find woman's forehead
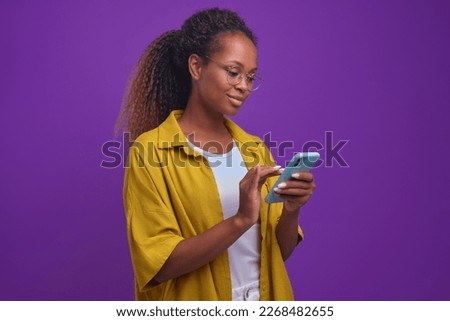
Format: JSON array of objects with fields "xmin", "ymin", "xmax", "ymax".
[{"xmin": 210, "ymin": 33, "xmax": 258, "ymax": 67}]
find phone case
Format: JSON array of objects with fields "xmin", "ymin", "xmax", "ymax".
[{"xmin": 265, "ymin": 152, "xmax": 320, "ymax": 203}]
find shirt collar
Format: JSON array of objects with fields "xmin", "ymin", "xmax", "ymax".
[{"xmin": 157, "ymin": 109, "xmax": 263, "ymax": 151}]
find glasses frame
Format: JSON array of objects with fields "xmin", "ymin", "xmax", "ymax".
[{"xmin": 204, "ymin": 56, "xmax": 263, "ymax": 92}]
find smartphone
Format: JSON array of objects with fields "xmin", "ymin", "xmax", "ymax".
[{"xmin": 265, "ymin": 152, "xmax": 320, "ymax": 203}]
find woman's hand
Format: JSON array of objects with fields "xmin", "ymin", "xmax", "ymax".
[
  {"xmin": 274, "ymin": 171, "xmax": 316, "ymax": 212},
  {"xmin": 236, "ymin": 165, "xmax": 282, "ymax": 227}
]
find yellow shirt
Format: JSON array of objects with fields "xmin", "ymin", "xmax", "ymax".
[{"xmin": 124, "ymin": 110, "xmax": 303, "ymax": 300}]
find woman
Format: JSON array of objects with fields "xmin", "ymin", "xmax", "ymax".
[{"xmin": 118, "ymin": 8, "xmax": 316, "ymax": 300}]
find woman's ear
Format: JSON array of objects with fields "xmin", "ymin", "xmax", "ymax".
[{"xmin": 188, "ymin": 54, "xmax": 204, "ymax": 80}]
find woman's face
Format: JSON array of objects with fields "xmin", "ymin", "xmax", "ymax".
[{"xmin": 196, "ymin": 32, "xmax": 258, "ymax": 116}]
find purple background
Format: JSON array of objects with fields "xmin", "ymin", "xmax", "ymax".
[{"xmin": 1, "ymin": 0, "xmax": 449, "ymax": 300}]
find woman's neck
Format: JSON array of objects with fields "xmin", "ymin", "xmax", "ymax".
[
  {"xmin": 178, "ymin": 101, "xmax": 233, "ymax": 154},
  {"xmin": 178, "ymin": 100, "xmax": 228, "ymax": 135}
]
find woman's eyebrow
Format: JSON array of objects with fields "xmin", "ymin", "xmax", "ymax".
[{"xmin": 226, "ymin": 60, "xmax": 258, "ymax": 72}]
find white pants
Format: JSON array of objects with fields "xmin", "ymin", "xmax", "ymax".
[{"xmin": 232, "ymin": 281, "xmax": 260, "ymax": 301}]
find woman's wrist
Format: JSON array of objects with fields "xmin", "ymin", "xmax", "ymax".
[
  {"xmin": 283, "ymin": 203, "xmax": 301, "ymax": 215},
  {"xmin": 233, "ymin": 211, "xmax": 256, "ymax": 231}
]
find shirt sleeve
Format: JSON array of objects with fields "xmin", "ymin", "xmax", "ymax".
[{"xmin": 123, "ymin": 145, "xmax": 184, "ymax": 292}]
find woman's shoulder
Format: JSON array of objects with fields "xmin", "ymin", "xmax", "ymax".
[
  {"xmin": 131, "ymin": 111, "xmax": 185, "ymax": 152},
  {"xmin": 131, "ymin": 127, "xmax": 160, "ymax": 152}
]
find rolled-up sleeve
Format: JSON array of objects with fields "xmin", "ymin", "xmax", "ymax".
[{"xmin": 124, "ymin": 146, "xmax": 184, "ymax": 292}]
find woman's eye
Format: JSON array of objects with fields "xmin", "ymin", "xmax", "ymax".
[
  {"xmin": 247, "ymin": 75, "xmax": 256, "ymax": 83},
  {"xmin": 226, "ymin": 70, "xmax": 240, "ymax": 78}
]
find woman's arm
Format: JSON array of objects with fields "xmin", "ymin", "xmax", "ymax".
[
  {"xmin": 275, "ymin": 207, "xmax": 302, "ymax": 261},
  {"xmin": 152, "ymin": 165, "xmax": 281, "ymax": 285},
  {"xmin": 152, "ymin": 212, "xmax": 251, "ymax": 284},
  {"xmin": 275, "ymin": 171, "xmax": 316, "ymax": 261}
]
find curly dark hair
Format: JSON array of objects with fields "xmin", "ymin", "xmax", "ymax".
[{"xmin": 115, "ymin": 8, "xmax": 257, "ymax": 141}]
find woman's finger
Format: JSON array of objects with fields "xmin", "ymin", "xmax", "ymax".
[
  {"xmin": 250, "ymin": 164, "xmax": 261, "ymax": 189},
  {"xmin": 274, "ymin": 187, "xmax": 314, "ymax": 197},
  {"xmin": 291, "ymin": 171, "xmax": 314, "ymax": 182},
  {"xmin": 257, "ymin": 165, "xmax": 283, "ymax": 184},
  {"xmin": 275, "ymin": 180, "xmax": 314, "ymax": 190}
]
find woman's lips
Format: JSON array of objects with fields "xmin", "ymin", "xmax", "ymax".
[{"xmin": 227, "ymin": 95, "xmax": 244, "ymax": 107}]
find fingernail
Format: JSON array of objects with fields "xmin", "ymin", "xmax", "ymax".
[
  {"xmin": 274, "ymin": 187, "xmax": 281, "ymax": 193},
  {"xmin": 273, "ymin": 165, "xmax": 282, "ymax": 169},
  {"xmin": 292, "ymin": 173, "xmax": 300, "ymax": 178},
  {"xmin": 277, "ymin": 182, "xmax": 287, "ymax": 188}
]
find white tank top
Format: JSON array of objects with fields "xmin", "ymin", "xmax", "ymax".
[{"xmin": 187, "ymin": 140, "xmax": 261, "ymax": 290}]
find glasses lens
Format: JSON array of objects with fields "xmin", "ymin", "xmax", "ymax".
[
  {"xmin": 225, "ymin": 70, "xmax": 263, "ymax": 91},
  {"xmin": 226, "ymin": 70, "xmax": 241, "ymax": 85},
  {"xmin": 250, "ymin": 75, "xmax": 263, "ymax": 91}
]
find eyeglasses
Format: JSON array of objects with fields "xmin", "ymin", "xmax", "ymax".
[{"xmin": 205, "ymin": 56, "xmax": 263, "ymax": 92}]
